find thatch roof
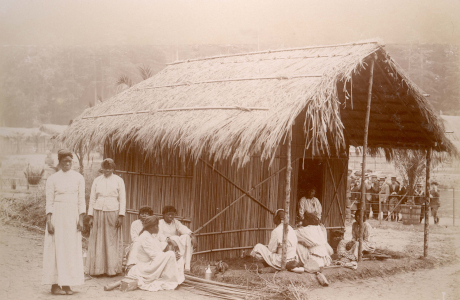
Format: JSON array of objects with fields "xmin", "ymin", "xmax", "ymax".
[
  {"xmin": 0, "ymin": 127, "xmax": 49, "ymax": 139},
  {"xmin": 60, "ymin": 39, "xmax": 457, "ymax": 166},
  {"xmin": 39, "ymin": 124, "xmax": 68, "ymax": 137}
]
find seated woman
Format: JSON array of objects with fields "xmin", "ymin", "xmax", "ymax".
[
  {"xmin": 127, "ymin": 216, "xmax": 184, "ymax": 292},
  {"xmin": 298, "ymin": 187, "xmax": 322, "ymax": 222},
  {"xmin": 296, "ymin": 212, "xmax": 333, "ymax": 268},
  {"xmin": 124, "ymin": 206, "xmax": 154, "ymax": 273},
  {"xmin": 250, "ymin": 209, "xmax": 298, "ymax": 270},
  {"xmin": 159, "ymin": 206, "xmax": 196, "ymax": 272},
  {"xmin": 337, "ymin": 210, "xmax": 375, "ymax": 261}
]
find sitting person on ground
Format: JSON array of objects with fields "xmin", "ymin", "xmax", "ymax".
[
  {"xmin": 159, "ymin": 206, "xmax": 196, "ymax": 272},
  {"xmin": 127, "ymin": 216, "xmax": 185, "ymax": 292},
  {"xmin": 124, "ymin": 206, "xmax": 154, "ymax": 273},
  {"xmin": 131, "ymin": 206, "xmax": 154, "ymax": 242},
  {"xmin": 337, "ymin": 210, "xmax": 375, "ymax": 261},
  {"xmin": 296, "ymin": 212, "xmax": 333, "ymax": 268},
  {"xmin": 250, "ymin": 209, "xmax": 298, "ymax": 270},
  {"xmin": 298, "ymin": 187, "xmax": 322, "ymax": 222}
]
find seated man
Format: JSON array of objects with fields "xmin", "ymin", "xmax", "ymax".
[
  {"xmin": 128, "ymin": 216, "xmax": 184, "ymax": 292},
  {"xmin": 159, "ymin": 206, "xmax": 196, "ymax": 272},
  {"xmin": 124, "ymin": 206, "xmax": 154, "ymax": 273},
  {"xmin": 131, "ymin": 206, "xmax": 154, "ymax": 242},
  {"xmin": 296, "ymin": 212, "xmax": 333, "ymax": 268},
  {"xmin": 250, "ymin": 209, "xmax": 298, "ymax": 270},
  {"xmin": 337, "ymin": 210, "xmax": 375, "ymax": 261}
]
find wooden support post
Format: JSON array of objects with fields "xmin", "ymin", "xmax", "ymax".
[
  {"xmin": 453, "ymin": 188, "xmax": 456, "ymax": 227},
  {"xmin": 281, "ymin": 127, "xmax": 292, "ymax": 270},
  {"xmin": 424, "ymin": 148, "xmax": 431, "ymax": 257},
  {"xmin": 359, "ymin": 55, "xmax": 375, "ymax": 262}
]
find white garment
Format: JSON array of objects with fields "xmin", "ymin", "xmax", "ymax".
[
  {"xmin": 43, "ymin": 170, "xmax": 86, "ymax": 286},
  {"xmin": 250, "ymin": 224, "xmax": 298, "ymax": 270},
  {"xmin": 296, "ymin": 225, "xmax": 333, "ymax": 267},
  {"xmin": 159, "ymin": 219, "xmax": 192, "ymax": 237},
  {"xmin": 298, "ymin": 197, "xmax": 322, "ymax": 220},
  {"xmin": 128, "ymin": 231, "xmax": 184, "ymax": 292},
  {"xmin": 88, "ymin": 174, "xmax": 126, "ymax": 215},
  {"xmin": 130, "ymin": 219, "xmax": 143, "ymax": 242},
  {"xmin": 159, "ymin": 219, "xmax": 193, "ymax": 271}
]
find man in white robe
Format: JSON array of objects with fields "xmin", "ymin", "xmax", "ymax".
[
  {"xmin": 251, "ymin": 209, "xmax": 298, "ymax": 270},
  {"xmin": 159, "ymin": 206, "xmax": 195, "ymax": 272}
]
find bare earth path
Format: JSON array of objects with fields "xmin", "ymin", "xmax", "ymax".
[
  {"xmin": 0, "ymin": 223, "xmax": 215, "ymax": 300},
  {"xmin": 0, "ymin": 221, "xmax": 459, "ymax": 300}
]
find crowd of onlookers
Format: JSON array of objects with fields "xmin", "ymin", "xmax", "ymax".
[{"xmin": 346, "ymin": 170, "xmax": 441, "ymax": 224}]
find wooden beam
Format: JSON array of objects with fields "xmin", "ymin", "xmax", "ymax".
[
  {"xmin": 281, "ymin": 127, "xmax": 293, "ymax": 270},
  {"xmin": 424, "ymin": 148, "xmax": 431, "ymax": 257},
  {"xmin": 359, "ymin": 54, "xmax": 376, "ymax": 262}
]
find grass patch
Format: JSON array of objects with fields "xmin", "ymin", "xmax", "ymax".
[{"xmin": 0, "ymin": 194, "xmax": 46, "ymax": 228}]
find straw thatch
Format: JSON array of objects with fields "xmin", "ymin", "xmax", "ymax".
[
  {"xmin": 39, "ymin": 124, "xmax": 68, "ymax": 137},
  {"xmin": 60, "ymin": 39, "xmax": 457, "ymax": 166}
]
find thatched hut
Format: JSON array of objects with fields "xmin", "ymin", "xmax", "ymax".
[
  {"xmin": 60, "ymin": 40, "xmax": 456, "ymax": 259},
  {"xmin": 0, "ymin": 127, "xmax": 50, "ymax": 154}
]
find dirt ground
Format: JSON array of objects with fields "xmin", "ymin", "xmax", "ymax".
[{"xmin": 1, "ymin": 219, "xmax": 459, "ymax": 300}]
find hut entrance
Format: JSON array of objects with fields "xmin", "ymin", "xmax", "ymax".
[{"xmin": 296, "ymin": 159, "xmax": 323, "ymax": 209}]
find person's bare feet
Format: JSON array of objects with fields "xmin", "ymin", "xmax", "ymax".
[
  {"xmin": 51, "ymin": 284, "xmax": 66, "ymax": 295},
  {"xmin": 62, "ymin": 286, "xmax": 73, "ymax": 295}
]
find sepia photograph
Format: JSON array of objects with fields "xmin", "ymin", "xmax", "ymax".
[{"xmin": 0, "ymin": 0, "xmax": 459, "ymax": 299}]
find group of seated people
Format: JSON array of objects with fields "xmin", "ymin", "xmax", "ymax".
[
  {"xmin": 251, "ymin": 190, "xmax": 375, "ymax": 271},
  {"xmin": 125, "ymin": 193, "xmax": 374, "ymax": 292},
  {"xmin": 124, "ymin": 205, "xmax": 196, "ymax": 292}
]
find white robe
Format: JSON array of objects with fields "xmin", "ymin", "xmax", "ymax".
[
  {"xmin": 42, "ymin": 170, "xmax": 86, "ymax": 286},
  {"xmin": 130, "ymin": 219, "xmax": 143, "ymax": 243},
  {"xmin": 128, "ymin": 231, "xmax": 184, "ymax": 292},
  {"xmin": 158, "ymin": 219, "xmax": 193, "ymax": 271},
  {"xmin": 296, "ymin": 225, "xmax": 333, "ymax": 267},
  {"xmin": 250, "ymin": 224, "xmax": 298, "ymax": 270}
]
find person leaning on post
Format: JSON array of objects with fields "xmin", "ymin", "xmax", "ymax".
[
  {"xmin": 86, "ymin": 158, "xmax": 126, "ymax": 276},
  {"xmin": 42, "ymin": 149, "xmax": 86, "ymax": 295}
]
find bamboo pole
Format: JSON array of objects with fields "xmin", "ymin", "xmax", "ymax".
[
  {"xmin": 82, "ymin": 106, "xmax": 269, "ymax": 119},
  {"xmin": 453, "ymin": 188, "xmax": 456, "ymax": 227},
  {"xmin": 424, "ymin": 148, "xmax": 431, "ymax": 257},
  {"xmin": 281, "ymin": 127, "xmax": 292, "ymax": 270},
  {"xmin": 359, "ymin": 55, "xmax": 375, "ymax": 262}
]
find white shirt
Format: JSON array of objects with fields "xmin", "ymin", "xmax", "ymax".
[
  {"xmin": 298, "ymin": 197, "xmax": 322, "ymax": 220},
  {"xmin": 268, "ymin": 224, "xmax": 298, "ymax": 259},
  {"xmin": 159, "ymin": 219, "xmax": 192, "ymax": 238},
  {"xmin": 45, "ymin": 170, "xmax": 86, "ymax": 215},
  {"xmin": 88, "ymin": 174, "xmax": 126, "ymax": 215},
  {"xmin": 130, "ymin": 219, "xmax": 143, "ymax": 242}
]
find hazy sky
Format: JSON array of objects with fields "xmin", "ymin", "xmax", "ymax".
[{"xmin": 1, "ymin": 0, "xmax": 459, "ymax": 46}]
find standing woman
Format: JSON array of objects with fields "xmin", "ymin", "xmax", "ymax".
[
  {"xmin": 86, "ymin": 158, "xmax": 126, "ymax": 276},
  {"xmin": 43, "ymin": 149, "xmax": 86, "ymax": 295}
]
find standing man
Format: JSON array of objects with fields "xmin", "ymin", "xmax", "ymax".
[
  {"xmin": 414, "ymin": 183, "xmax": 425, "ymax": 223},
  {"xmin": 388, "ymin": 176, "xmax": 400, "ymax": 221},
  {"xmin": 346, "ymin": 169, "xmax": 353, "ymax": 221},
  {"xmin": 379, "ymin": 176, "xmax": 389, "ymax": 220},
  {"xmin": 370, "ymin": 174, "xmax": 380, "ymax": 219},
  {"xmin": 86, "ymin": 158, "xmax": 126, "ymax": 276},
  {"xmin": 430, "ymin": 181, "xmax": 441, "ymax": 224},
  {"xmin": 364, "ymin": 174, "xmax": 372, "ymax": 217}
]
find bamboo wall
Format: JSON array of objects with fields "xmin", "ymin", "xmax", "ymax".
[
  {"xmin": 105, "ymin": 115, "xmax": 348, "ymax": 259},
  {"xmin": 105, "ymin": 143, "xmax": 194, "ymax": 242}
]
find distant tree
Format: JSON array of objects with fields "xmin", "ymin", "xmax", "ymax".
[
  {"xmin": 389, "ymin": 149, "xmax": 444, "ymax": 198},
  {"xmin": 115, "ymin": 64, "xmax": 154, "ymax": 92}
]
